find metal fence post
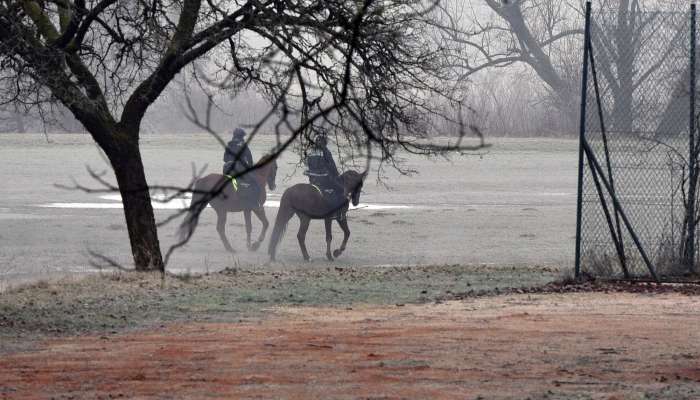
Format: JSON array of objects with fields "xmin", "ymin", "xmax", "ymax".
[
  {"xmin": 575, "ymin": 1, "xmax": 593, "ymax": 278},
  {"xmin": 582, "ymin": 139, "xmax": 660, "ymax": 282},
  {"xmin": 588, "ymin": 39, "xmax": 630, "ymax": 277}
]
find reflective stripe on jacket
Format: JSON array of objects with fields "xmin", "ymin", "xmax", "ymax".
[{"xmin": 306, "ymin": 146, "xmax": 339, "ymax": 179}]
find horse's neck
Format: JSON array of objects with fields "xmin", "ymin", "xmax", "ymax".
[
  {"xmin": 255, "ymin": 163, "xmax": 271, "ymax": 185},
  {"xmin": 340, "ymin": 174, "xmax": 351, "ymax": 191},
  {"xmin": 341, "ymin": 172, "xmax": 359, "ymax": 195}
]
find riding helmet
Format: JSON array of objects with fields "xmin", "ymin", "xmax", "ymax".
[{"xmin": 232, "ymin": 127, "xmax": 246, "ymax": 140}]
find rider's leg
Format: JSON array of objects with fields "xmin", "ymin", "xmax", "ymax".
[
  {"xmin": 238, "ymin": 174, "xmax": 260, "ymax": 206},
  {"xmin": 325, "ymin": 176, "xmax": 345, "ymax": 206}
]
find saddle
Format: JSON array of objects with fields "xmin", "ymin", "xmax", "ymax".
[
  {"xmin": 224, "ymin": 175, "xmax": 260, "ymax": 207},
  {"xmin": 224, "ymin": 175, "xmax": 254, "ymax": 190},
  {"xmin": 310, "ymin": 184, "xmax": 336, "ymax": 197},
  {"xmin": 311, "ymin": 184, "xmax": 347, "ymax": 220}
]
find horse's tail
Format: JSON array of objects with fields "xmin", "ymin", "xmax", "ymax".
[
  {"xmin": 268, "ymin": 191, "xmax": 295, "ymax": 260},
  {"xmin": 177, "ymin": 181, "xmax": 210, "ymax": 243}
]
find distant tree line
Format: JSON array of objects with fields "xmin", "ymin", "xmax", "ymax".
[
  {"xmin": 0, "ymin": 87, "xmax": 274, "ymax": 134},
  {"xmin": 2, "ymin": 78, "xmax": 573, "ymax": 138}
]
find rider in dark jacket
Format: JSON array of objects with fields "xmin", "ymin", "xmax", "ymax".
[
  {"xmin": 223, "ymin": 127, "xmax": 260, "ymax": 205},
  {"xmin": 223, "ymin": 128, "xmax": 253, "ymax": 175},
  {"xmin": 305, "ymin": 132, "xmax": 343, "ymax": 201}
]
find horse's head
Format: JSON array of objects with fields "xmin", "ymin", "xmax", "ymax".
[
  {"xmin": 342, "ymin": 170, "xmax": 367, "ymax": 207},
  {"xmin": 267, "ymin": 158, "xmax": 278, "ymax": 191},
  {"xmin": 258, "ymin": 155, "xmax": 278, "ymax": 191}
]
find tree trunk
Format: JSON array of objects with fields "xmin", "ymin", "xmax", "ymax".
[
  {"xmin": 108, "ymin": 137, "xmax": 164, "ymax": 271},
  {"xmin": 613, "ymin": 6, "xmax": 634, "ymax": 133},
  {"xmin": 489, "ymin": 1, "xmax": 577, "ymax": 128},
  {"xmin": 13, "ymin": 104, "xmax": 25, "ymax": 133}
]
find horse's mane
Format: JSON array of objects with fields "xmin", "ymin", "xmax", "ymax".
[
  {"xmin": 254, "ymin": 154, "xmax": 277, "ymax": 176},
  {"xmin": 257, "ymin": 153, "xmax": 277, "ymax": 164},
  {"xmin": 341, "ymin": 170, "xmax": 365, "ymax": 181}
]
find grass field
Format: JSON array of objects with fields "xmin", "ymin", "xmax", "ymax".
[{"xmin": 0, "ymin": 133, "xmax": 577, "ymax": 288}]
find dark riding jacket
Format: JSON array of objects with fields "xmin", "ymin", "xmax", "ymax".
[
  {"xmin": 223, "ymin": 139, "xmax": 253, "ymax": 176},
  {"xmin": 223, "ymin": 137, "xmax": 261, "ymax": 207},
  {"xmin": 306, "ymin": 145, "xmax": 339, "ymax": 180}
]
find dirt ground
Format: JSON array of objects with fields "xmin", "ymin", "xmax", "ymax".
[{"xmin": 2, "ymin": 291, "xmax": 699, "ymax": 400}]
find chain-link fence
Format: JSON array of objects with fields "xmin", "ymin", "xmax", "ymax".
[{"xmin": 576, "ymin": 3, "xmax": 699, "ymax": 281}]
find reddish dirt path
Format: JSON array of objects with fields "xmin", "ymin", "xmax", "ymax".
[{"xmin": 2, "ymin": 293, "xmax": 700, "ymax": 399}]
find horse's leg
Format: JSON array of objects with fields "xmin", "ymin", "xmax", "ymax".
[
  {"xmin": 250, "ymin": 207, "xmax": 268, "ymax": 252},
  {"xmin": 244, "ymin": 210, "xmax": 253, "ymax": 250},
  {"xmin": 333, "ymin": 217, "xmax": 350, "ymax": 259},
  {"xmin": 324, "ymin": 218, "xmax": 334, "ymax": 261},
  {"xmin": 297, "ymin": 215, "xmax": 311, "ymax": 261},
  {"xmin": 216, "ymin": 209, "xmax": 235, "ymax": 253}
]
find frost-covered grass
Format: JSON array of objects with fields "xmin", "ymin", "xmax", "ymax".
[{"xmin": 0, "ymin": 264, "xmax": 560, "ymax": 352}]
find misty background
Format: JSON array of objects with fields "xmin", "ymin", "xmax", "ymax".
[
  {"xmin": 2, "ymin": 0, "xmax": 688, "ymax": 137},
  {"xmin": 0, "ymin": 1, "xmax": 593, "ymax": 138},
  {"xmin": 0, "ymin": 62, "xmax": 576, "ymax": 138}
]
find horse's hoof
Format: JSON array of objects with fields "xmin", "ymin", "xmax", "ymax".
[
  {"xmin": 250, "ymin": 242, "xmax": 261, "ymax": 252},
  {"xmin": 303, "ymin": 256, "xmax": 311, "ymax": 262},
  {"xmin": 333, "ymin": 249, "xmax": 342, "ymax": 258},
  {"xmin": 326, "ymin": 254, "xmax": 334, "ymax": 262}
]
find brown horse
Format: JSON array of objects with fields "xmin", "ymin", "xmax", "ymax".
[
  {"xmin": 267, "ymin": 170, "xmax": 366, "ymax": 261},
  {"xmin": 179, "ymin": 157, "xmax": 278, "ymax": 252}
]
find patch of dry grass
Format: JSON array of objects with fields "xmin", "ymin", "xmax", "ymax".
[{"xmin": 1, "ymin": 264, "xmax": 561, "ymax": 353}]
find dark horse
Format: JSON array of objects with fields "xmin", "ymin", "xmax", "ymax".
[
  {"xmin": 179, "ymin": 157, "xmax": 278, "ymax": 252},
  {"xmin": 267, "ymin": 170, "xmax": 366, "ymax": 261}
]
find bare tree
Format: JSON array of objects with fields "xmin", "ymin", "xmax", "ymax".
[
  {"xmin": 443, "ymin": 0, "xmax": 688, "ymax": 133},
  {"xmin": 440, "ymin": 0, "xmax": 582, "ymax": 126},
  {"xmin": 460, "ymin": 70, "xmax": 572, "ymax": 136},
  {"xmin": 0, "ymin": 0, "xmax": 482, "ymax": 271}
]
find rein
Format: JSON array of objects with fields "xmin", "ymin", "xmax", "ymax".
[{"xmin": 223, "ymin": 175, "xmax": 239, "ymax": 191}]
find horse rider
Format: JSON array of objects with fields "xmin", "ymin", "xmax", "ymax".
[
  {"xmin": 223, "ymin": 127, "xmax": 260, "ymax": 204},
  {"xmin": 305, "ymin": 131, "xmax": 344, "ymax": 204}
]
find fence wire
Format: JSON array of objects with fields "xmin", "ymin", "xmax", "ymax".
[{"xmin": 579, "ymin": 9, "xmax": 695, "ymax": 279}]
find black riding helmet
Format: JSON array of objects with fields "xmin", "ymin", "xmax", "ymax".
[
  {"xmin": 232, "ymin": 127, "xmax": 246, "ymax": 140},
  {"xmin": 313, "ymin": 128, "xmax": 328, "ymax": 147}
]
